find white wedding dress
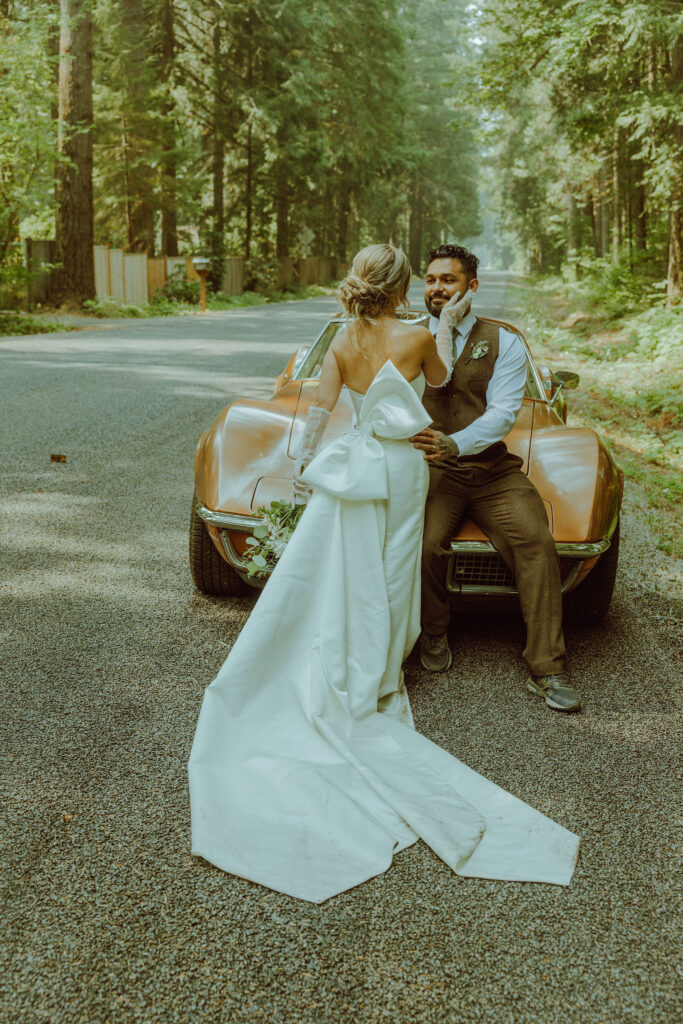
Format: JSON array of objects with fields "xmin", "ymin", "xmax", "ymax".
[{"xmin": 188, "ymin": 361, "xmax": 579, "ymax": 902}]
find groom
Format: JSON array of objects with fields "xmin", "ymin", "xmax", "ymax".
[{"xmin": 411, "ymin": 244, "xmax": 581, "ymax": 713}]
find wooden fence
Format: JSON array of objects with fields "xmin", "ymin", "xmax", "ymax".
[{"xmin": 25, "ymin": 241, "xmax": 341, "ymax": 308}]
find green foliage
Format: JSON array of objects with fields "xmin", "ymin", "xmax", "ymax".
[
  {"xmin": 82, "ymin": 298, "xmax": 150, "ymax": 317},
  {"xmin": 477, "ymin": 0, "xmax": 683, "ymax": 294},
  {"xmin": 3, "ymin": 0, "xmax": 483, "ymax": 299},
  {"xmin": 0, "ymin": 4, "xmax": 57, "ymax": 278},
  {"xmin": 78, "ymin": 282, "xmax": 335, "ymax": 318},
  {"xmin": 244, "ymin": 257, "xmax": 284, "ymax": 294},
  {"xmin": 88, "ymin": 0, "xmax": 480, "ymax": 264},
  {"xmin": 244, "ymin": 501, "xmax": 306, "ymax": 579},
  {"xmin": 154, "ymin": 268, "xmax": 200, "ymax": 305},
  {"xmin": 0, "ymin": 244, "xmax": 29, "ymax": 309},
  {"xmin": 0, "ymin": 312, "xmax": 69, "ymax": 336}
]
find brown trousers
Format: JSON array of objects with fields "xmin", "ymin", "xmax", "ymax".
[{"xmin": 421, "ymin": 454, "xmax": 567, "ymax": 677}]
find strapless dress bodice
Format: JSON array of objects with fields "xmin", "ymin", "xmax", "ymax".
[{"xmin": 346, "ymin": 370, "xmax": 426, "ymax": 418}]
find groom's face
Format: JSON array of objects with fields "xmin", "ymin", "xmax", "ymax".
[{"xmin": 424, "ymin": 258, "xmax": 478, "ymax": 317}]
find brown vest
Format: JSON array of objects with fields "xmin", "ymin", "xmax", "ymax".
[{"xmin": 422, "ymin": 317, "xmax": 507, "ymax": 466}]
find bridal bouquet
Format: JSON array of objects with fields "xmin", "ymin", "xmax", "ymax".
[{"xmin": 244, "ymin": 500, "xmax": 306, "ymax": 579}]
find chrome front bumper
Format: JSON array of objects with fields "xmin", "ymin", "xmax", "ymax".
[
  {"xmin": 447, "ymin": 539, "xmax": 610, "ymax": 595},
  {"xmin": 196, "ymin": 505, "xmax": 262, "ymax": 574},
  {"xmin": 196, "ymin": 503, "xmax": 610, "ymax": 594}
]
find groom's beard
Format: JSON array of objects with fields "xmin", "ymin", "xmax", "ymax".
[{"xmin": 426, "ymin": 296, "xmax": 449, "ymax": 317}]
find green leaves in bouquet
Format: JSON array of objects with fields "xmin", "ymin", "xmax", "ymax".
[{"xmin": 244, "ymin": 500, "xmax": 306, "ymax": 580}]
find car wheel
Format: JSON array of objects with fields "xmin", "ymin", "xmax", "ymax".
[
  {"xmin": 563, "ymin": 520, "xmax": 620, "ymax": 626},
  {"xmin": 189, "ymin": 497, "xmax": 250, "ymax": 597}
]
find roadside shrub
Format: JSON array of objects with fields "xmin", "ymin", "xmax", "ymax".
[
  {"xmin": 207, "ymin": 291, "xmax": 269, "ymax": 310},
  {"xmin": 244, "ymin": 256, "xmax": 284, "ymax": 293},
  {"xmin": 154, "ymin": 267, "xmax": 200, "ymax": 305},
  {"xmin": 0, "ymin": 312, "xmax": 68, "ymax": 335},
  {"xmin": 0, "ymin": 245, "xmax": 29, "ymax": 310},
  {"xmin": 83, "ymin": 298, "xmax": 149, "ymax": 317},
  {"xmin": 562, "ymin": 252, "xmax": 667, "ymax": 319}
]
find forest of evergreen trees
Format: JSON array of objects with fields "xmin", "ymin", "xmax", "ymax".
[{"xmin": 1, "ymin": 0, "xmax": 681, "ymax": 304}]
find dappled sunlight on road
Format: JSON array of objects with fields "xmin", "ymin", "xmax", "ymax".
[{"xmin": 0, "ymin": 358, "xmax": 276, "ymax": 399}]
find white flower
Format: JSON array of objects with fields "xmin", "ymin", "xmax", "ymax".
[{"xmin": 466, "ymin": 342, "xmax": 489, "ymax": 364}]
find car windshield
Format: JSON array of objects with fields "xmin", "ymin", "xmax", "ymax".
[{"xmin": 297, "ymin": 318, "xmax": 545, "ymax": 401}]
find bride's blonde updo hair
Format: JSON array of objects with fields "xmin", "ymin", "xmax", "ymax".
[{"xmin": 339, "ymin": 244, "xmax": 411, "ymax": 323}]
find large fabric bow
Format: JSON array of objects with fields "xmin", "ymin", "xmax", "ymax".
[{"xmin": 302, "ymin": 361, "xmax": 431, "ymax": 501}]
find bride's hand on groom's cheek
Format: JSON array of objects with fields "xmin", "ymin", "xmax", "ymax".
[
  {"xmin": 411, "ymin": 428, "xmax": 459, "ymax": 462},
  {"xmin": 440, "ymin": 288, "xmax": 474, "ymax": 327}
]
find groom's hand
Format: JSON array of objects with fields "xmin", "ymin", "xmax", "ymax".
[{"xmin": 411, "ymin": 428, "xmax": 459, "ymax": 463}]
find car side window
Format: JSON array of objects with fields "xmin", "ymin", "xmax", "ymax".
[
  {"xmin": 525, "ymin": 356, "xmax": 544, "ymax": 400},
  {"xmin": 297, "ymin": 322, "xmax": 342, "ymax": 380}
]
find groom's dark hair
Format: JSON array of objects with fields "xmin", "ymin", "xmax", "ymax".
[{"xmin": 425, "ymin": 244, "xmax": 479, "ymax": 281}]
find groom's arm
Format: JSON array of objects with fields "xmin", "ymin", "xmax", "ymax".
[{"xmin": 448, "ymin": 328, "xmax": 527, "ymax": 456}]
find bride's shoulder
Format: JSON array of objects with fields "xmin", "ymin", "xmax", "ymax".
[
  {"xmin": 392, "ymin": 320, "xmax": 433, "ymax": 347},
  {"xmin": 330, "ymin": 323, "xmax": 352, "ymax": 357}
]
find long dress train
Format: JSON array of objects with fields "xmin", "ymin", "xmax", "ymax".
[{"xmin": 188, "ymin": 361, "xmax": 579, "ymax": 903}]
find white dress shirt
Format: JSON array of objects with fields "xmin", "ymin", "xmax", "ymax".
[{"xmin": 429, "ymin": 311, "xmax": 527, "ymax": 457}]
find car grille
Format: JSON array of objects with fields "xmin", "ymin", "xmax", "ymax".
[{"xmin": 448, "ymin": 552, "xmax": 515, "ymax": 593}]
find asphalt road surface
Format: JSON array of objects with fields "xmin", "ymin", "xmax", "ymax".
[{"xmin": 1, "ymin": 273, "xmax": 681, "ymax": 1024}]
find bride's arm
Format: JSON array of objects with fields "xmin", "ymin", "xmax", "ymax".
[
  {"xmin": 292, "ymin": 349, "xmax": 343, "ymax": 503},
  {"xmin": 420, "ymin": 329, "xmax": 449, "ymax": 387},
  {"xmin": 315, "ymin": 347, "xmax": 344, "ymax": 412},
  {"xmin": 428, "ymin": 288, "xmax": 474, "ymax": 386}
]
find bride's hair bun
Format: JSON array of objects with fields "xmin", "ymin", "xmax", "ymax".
[{"xmin": 339, "ymin": 244, "xmax": 411, "ymax": 322}]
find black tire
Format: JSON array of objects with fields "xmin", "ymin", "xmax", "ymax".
[
  {"xmin": 563, "ymin": 520, "xmax": 620, "ymax": 626},
  {"xmin": 189, "ymin": 498, "xmax": 250, "ymax": 597}
]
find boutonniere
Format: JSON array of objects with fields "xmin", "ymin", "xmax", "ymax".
[{"xmin": 465, "ymin": 343, "xmax": 488, "ymax": 364}]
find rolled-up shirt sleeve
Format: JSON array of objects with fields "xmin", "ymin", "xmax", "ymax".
[{"xmin": 450, "ymin": 328, "xmax": 527, "ymax": 457}]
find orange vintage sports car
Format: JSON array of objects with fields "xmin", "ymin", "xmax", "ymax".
[{"xmin": 190, "ymin": 312, "xmax": 623, "ymax": 625}]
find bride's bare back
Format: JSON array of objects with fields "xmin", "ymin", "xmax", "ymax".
[{"xmin": 315, "ymin": 315, "xmax": 447, "ymax": 411}]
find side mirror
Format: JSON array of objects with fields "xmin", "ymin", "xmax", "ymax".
[
  {"xmin": 552, "ymin": 370, "xmax": 580, "ymax": 390},
  {"xmin": 550, "ymin": 370, "xmax": 579, "ymax": 414}
]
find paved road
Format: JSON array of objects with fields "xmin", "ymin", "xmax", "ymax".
[{"xmin": 1, "ymin": 274, "xmax": 680, "ymax": 1024}]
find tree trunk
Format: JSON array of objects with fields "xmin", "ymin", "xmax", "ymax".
[
  {"xmin": 211, "ymin": 133, "xmax": 225, "ymax": 286},
  {"xmin": 48, "ymin": 0, "xmax": 60, "ymax": 220},
  {"xmin": 210, "ymin": 21, "xmax": 224, "ymax": 289},
  {"xmin": 634, "ymin": 178, "xmax": 647, "ymax": 253},
  {"xmin": 275, "ymin": 172, "xmax": 288, "ymax": 257},
  {"xmin": 586, "ymin": 194, "xmax": 600, "ymax": 257},
  {"xmin": 408, "ymin": 189, "xmax": 423, "ymax": 274},
  {"xmin": 275, "ymin": 130, "xmax": 289, "ymax": 258},
  {"xmin": 337, "ymin": 190, "xmax": 349, "ymax": 262},
  {"xmin": 55, "ymin": 0, "xmax": 95, "ymax": 304},
  {"xmin": 666, "ymin": 38, "xmax": 683, "ymax": 305},
  {"xmin": 612, "ymin": 136, "xmax": 621, "ymax": 262},
  {"xmin": 566, "ymin": 188, "xmax": 579, "ymax": 271},
  {"xmin": 245, "ymin": 123, "xmax": 253, "ymax": 261},
  {"xmin": 667, "ymin": 208, "xmax": 682, "ymax": 305},
  {"xmin": 121, "ymin": 0, "xmax": 154, "ymax": 253},
  {"xmin": 595, "ymin": 166, "xmax": 608, "ymax": 257},
  {"xmin": 160, "ymin": 0, "xmax": 178, "ymax": 256}
]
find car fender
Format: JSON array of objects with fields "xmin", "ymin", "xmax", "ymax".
[
  {"xmin": 528, "ymin": 423, "xmax": 622, "ymax": 542},
  {"xmin": 195, "ymin": 384, "xmax": 303, "ymax": 515}
]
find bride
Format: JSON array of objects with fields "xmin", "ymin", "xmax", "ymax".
[{"xmin": 188, "ymin": 244, "xmax": 579, "ymax": 903}]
